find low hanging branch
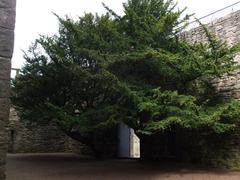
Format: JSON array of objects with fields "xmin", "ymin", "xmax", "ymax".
[{"xmin": 11, "ymin": 0, "xmax": 240, "ymax": 156}]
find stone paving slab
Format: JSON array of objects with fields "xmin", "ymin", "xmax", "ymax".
[{"xmin": 6, "ymin": 153, "xmax": 240, "ymax": 180}]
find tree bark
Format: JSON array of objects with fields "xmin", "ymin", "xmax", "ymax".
[{"xmin": 65, "ymin": 130, "xmax": 103, "ymax": 159}]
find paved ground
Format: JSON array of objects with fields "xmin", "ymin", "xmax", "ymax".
[{"xmin": 6, "ymin": 153, "xmax": 240, "ymax": 180}]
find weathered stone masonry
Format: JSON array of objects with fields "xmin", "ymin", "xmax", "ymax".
[
  {"xmin": 141, "ymin": 10, "xmax": 240, "ymax": 167},
  {"xmin": 0, "ymin": 0, "xmax": 16, "ymax": 179},
  {"xmin": 180, "ymin": 10, "xmax": 240, "ymax": 167},
  {"xmin": 181, "ymin": 10, "xmax": 240, "ymax": 100},
  {"xmin": 8, "ymin": 108, "xmax": 89, "ymax": 154},
  {"xmin": 8, "ymin": 107, "xmax": 118, "ymax": 158}
]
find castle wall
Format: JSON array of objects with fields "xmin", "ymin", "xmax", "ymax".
[
  {"xmin": 181, "ymin": 10, "xmax": 240, "ymax": 100},
  {"xmin": 0, "ymin": 0, "xmax": 16, "ymax": 179},
  {"xmin": 141, "ymin": 10, "xmax": 240, "ymax": 168},
  {"xmin": 8, "ymin": 108, "xmax": 90, "ymax": 155}
]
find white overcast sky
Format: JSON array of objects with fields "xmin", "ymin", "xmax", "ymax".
[{"xmin": 12, "ymin": 0, "xmax": 240, "ymax": 69}]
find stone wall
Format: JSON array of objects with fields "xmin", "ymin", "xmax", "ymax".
[
  {"xmin": 182, "ymin": 11, "xmax": 240, "ymax": 45},
  {"xmin": 181, "ymin": 12, "xmax": 240, "ymax": 166},
  {"xmin": 8, "ymin": 108, "xmax": 90, "ymax": 154},
  {"xmin": 181, "ymin": 10, "xmax": 240, "ymax": 100},
  {"xmin": 141, "ymin": 10, "xmax": 240, "ymax": 168},
  {"xmin": 0, "ymin": 0, "xmax": 16, "ymax": 179},
  {"xmin": 8, "ymin": 106, "xmax": 120, "ymax": 158}
]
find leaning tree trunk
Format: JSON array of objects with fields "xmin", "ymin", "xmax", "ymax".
[
  {"xmin": 65, "ymin": 130, "xmax": 103, "ymax": 159},
  {"xmin": 62, "ymin": 126, "xmax": 118, "ymax": 159}
]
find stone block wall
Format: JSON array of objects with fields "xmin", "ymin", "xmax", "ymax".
[
  {"xmin": 8, "ymin": 107, "xmax": 119, "ymax": 158},
  {"xmin": 141, "ymin": 11, "xmax": 240, "ymax": 168},
  {"xmin": 0, "ymin": 0, "xmax": 16, "ymax": 179},
  {"xmin": 182, "ymin": 10, "xmax": 240, "ymax": 46},
  {"xmin": 181, "ymin": 12, "xmax": 240, "ymax": 167},
  {"xmin": 181, "ymin": 10, "xmax": 240, "ymax": 100},
  {"xmin": 8, "ymin": 108, "xmax": 90, "ymax": 154}
]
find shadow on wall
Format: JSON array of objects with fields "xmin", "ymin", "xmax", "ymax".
[{"xmin": 7, "ymin": 107, "xmax": 90, "ymax": 155}]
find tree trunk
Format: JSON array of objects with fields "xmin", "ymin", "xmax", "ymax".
[{"xmin": 65, "ymin": 130, "xmax": 103, "ymax": 159}]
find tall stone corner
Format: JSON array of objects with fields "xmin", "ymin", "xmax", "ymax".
[{"xmin": 0, "ymin": 0, "xmax": 16, "ymax": 179}]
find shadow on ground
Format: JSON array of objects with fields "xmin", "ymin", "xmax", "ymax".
[{"xmin": 6, "ymin": 153, "xmax": 240, "ymax": 180}]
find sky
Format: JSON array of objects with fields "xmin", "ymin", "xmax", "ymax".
[{"xmin": 12, "ymin": 0, "xmax": 240, "ymax": 69}]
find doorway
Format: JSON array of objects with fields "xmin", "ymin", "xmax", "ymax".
[{"xmin": 118, "ymin": 123, "xmax": 140, "ymax": 158}]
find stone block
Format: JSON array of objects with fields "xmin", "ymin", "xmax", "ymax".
[
  {"xmin": 0, "ymin": 130, "xmax": 7, "ymax": 143},
  {"xmin": 0, "ymin": 80, "xmax": 10, "ymax": 98},
  {"xmin": 0, "ymin": 131, "xmax": 7, "ymax": 170},
  {"xmin": 0, "ymin": 166, "xmax": 5, "ymax": 180},
  {"xmin": 0, "ymin": 58, "xmax": 10, "ymax": 80},
  {"xmin": 0, "ymin": 0, "xmax": 16, "ymax": 8},
  {"xmin": 0, "ymin": 27, "xmax": 14, "ymax": 58},
  {"xmin": 0, "ymin": 98, "xmax": 9, "ymax": 123},
  {"xmin": 0, "ymin": 8, "xmax": 15, "ymax": 29}
]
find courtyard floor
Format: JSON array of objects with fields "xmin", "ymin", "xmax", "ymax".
[{"xmin": 6, "ymin": 153, "xmax": 240, "ymax": 180}]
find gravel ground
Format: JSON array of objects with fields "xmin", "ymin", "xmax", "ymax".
[{"xmin": 6, "ymin": 153, "xmax": 240, "ymax": 180}]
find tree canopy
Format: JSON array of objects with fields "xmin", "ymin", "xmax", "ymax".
[{"xmin": 12, "ymin": 0, "xmax": 240, "ymax": 151}]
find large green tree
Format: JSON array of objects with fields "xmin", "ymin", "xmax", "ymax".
[{"xmin": 12, "ymin": 0, "xmax": 240, "ymax": 156}]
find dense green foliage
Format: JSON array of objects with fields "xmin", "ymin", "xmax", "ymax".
[{"xmin": 12, "ymin": 0, "xmax": 240, "ymax": 149}]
